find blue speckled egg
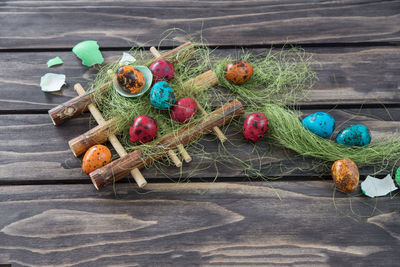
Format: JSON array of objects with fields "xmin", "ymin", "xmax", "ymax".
[
  {"xmin": 149, "ymin": 81, "xmax": 176, "ymax": 109},
  {"xmin": 301, "ymin": 112, "xmax": 335, "ymax": 138},
  {"xmin": 336, "ymin": 124, "xmax": 371, "ymax": 146}
]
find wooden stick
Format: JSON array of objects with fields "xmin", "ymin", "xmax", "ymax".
[
  {"xmin": 74, "ymin": 83, "xmax": 147, "ymax": 188},
  {"xmin": 182, "ymin": 69, "xmax": 227, "ymax": 143},
  {"xmin": 158, "ymin": 133, "xmax": 182, "ymax": 168},
  {"xmin": 145, "ymin": 42, "xmax": 193, "ymax": 65},
  {"xmin": 177, "ymin": 144, "xmax": 192, "ymax": 163},
  {"xmin": 48, "ymin": 82, "xmax": 110, "ymax": 125},
  {"xmin": 197, "ymin": 103, "xmax": 228, "ymax": 143},
  {"xmin": 49, "ymin": 42, "xmax": 193, "ymax": 125},
  {"xmin": 90, "ymin": 99, "xmax": 244, "ymax": 190},
  {"xmin": 69, "ymin": 117, "xmax": 116, "ymax": 157},
  {"xmin": 167, "ymin": 149, "xmax": 182, "ymax": 167},
  {"xmin": 183, "ymin": 70, "xmax": 219, "ymax": 93},
  {"xmin": 150, "ymin": 46, "xmax": 189, "ymax": 165}
]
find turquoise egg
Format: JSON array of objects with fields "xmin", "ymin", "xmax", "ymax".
[
  {"xmin": 149, "ymin": 81, "xmax": 176, "ymax": 109},
  {"xmin": 301, "ymin": 112, "xmax": 335, "ymax": 138},
  {"xmin": 336, "ymin": 124, "xmax": 371, "ymax": 146}
]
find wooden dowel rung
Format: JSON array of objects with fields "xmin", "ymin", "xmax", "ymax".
[
  {"xmin": 74, "ymin": 83, "xmax": 147, "ymax": 188},
  {"xmin": 212, "ymin": 126, "xmax": 228, "ymax": 143},
  {"xmin": 145, "ymin": 42, "xmax": 193, "ymax": 65},
  {"xmin": 196, "ymin": 102, "xmax": 227, "ymax": 143},
  {"xmin": 177, "ymin": 144, "xmax": 192, "ymax": 163},
  {"xmin": 150, "ymin": 47, "xmax": 162, "ymax": 58},
  {"xmin": 167, "ymin": 149, "xmax": 182, "ymax": 167},
  {"xmin": 150, "ymin": 47, "xmax": 185, "ymax": 168}
]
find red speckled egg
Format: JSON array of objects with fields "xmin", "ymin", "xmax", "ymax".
[
  {"xmin": 116, "ymin": 65, "xmax": 145, "ymax": 94},
  {"xmin": 129, "ymin": 115, "xmax": 158, "ymax": 145},
  {"xmin": 149, "ymin": 59, "xmax": 174, "ymax": 83},
  {"xmin": 82, "ymin": 145, "xmax": 111, "ymax": 175},
  {"xmin": 225, "ymin": 60, "xmax": 254, "ymax": 85},
  {"xmin": 170, "ymin": 97, "xmax": 198, "ymax": 124},
  {"xmin": 243, "ymin": 112, "xmax": 269, "ymax": 142}
]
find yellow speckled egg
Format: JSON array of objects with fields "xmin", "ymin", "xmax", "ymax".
[
  {"xmin": 331, "ymin": 158, "xmax": 359, "ymax": 193},
  {"xmin": 225, "ymin": 60, "xmax": 254, "ymax": 85},
  {"xmin": 116, "ymin": 65, "xmax": 145, "ymax": 94},
  {"xmin": 82, "ymin": 145, "xmax": 111, "ymax": 175}
]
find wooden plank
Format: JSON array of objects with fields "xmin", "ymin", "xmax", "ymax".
[
  {"xmin": 1, "ymin": 107, "xmax": 399, "ymax": 183},
  {"xmin": 0, "ymin": 46, "xmax": 399, "ymax": 111},
  {"xmin": 0, "ymin": 1, "xmax": 399, "ymax": 49},
  {"xmin": 0, "ymin": 182, "xmax": 399, "ymax": 266}
]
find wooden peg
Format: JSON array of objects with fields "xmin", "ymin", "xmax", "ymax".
[
  {"xmin": 177, "ymin": 144, "xmax": 192, "ymax": 163},
  {"xmin": 74, "ymin": 83, "xmax": 147, "ymax": 188},
  {"xmin": 156, "ymin": 133, "xmax": 182, "ymax": 167},
  {"xmin": 179, "ymin": 67, "xmax": 227, "ymax": 143},
  {"xmin": 196, "ymin": 102, "xmax": 228, "ymax": 143},
  {"xmin": 150, "ymin": 46, "xmax": 191, "ymax": 164}
]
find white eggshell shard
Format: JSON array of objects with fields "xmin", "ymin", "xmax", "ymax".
[
  {"xmin": 40, "ymin": 73, "xmax": 66, "ymax": 92},
  {"xmin": 361, "ymin": 174, "xmax": 398, "ymax": 198},
  {"xmin": 113, "ymin": 65, "xmax": 153, "ymax": 98},
  {"xmin": 119, "ymin": 52, "xmax": 136, "ymax": 66}
]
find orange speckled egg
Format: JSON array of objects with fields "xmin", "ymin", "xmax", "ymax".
[
  {"xmin": 116, "ymin": 65, "xmax": 145, "ymax": 94},
  {"xmin": 82, "ymin": 145, "xmax": 112, "ymax": 175},
  {"xmin": 224, "ymin": 60, "xmax": 254, "ymax": 85},
  {"xmin": 331, "ymin": 158, "xmax": 359, "ymax": 193}
]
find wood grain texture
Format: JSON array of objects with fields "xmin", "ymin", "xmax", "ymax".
[
  {"xmin": 0, "ymin": 0, "xmax": 399, "ymax": 49},
  {"xmin": 0, "ymin": 182, "xmax": 399, "ymax": 266},
  {"xmin": 1, "ymin": 107, "xmax": 399, "ymax": 183},
  {"xmin": 0, "ymin": 46, "xmax": 399, "ymax": 111}
]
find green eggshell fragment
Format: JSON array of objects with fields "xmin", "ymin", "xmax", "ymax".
[
  {"xmin": 395, "ymin": 167, "xmax": 400, "ymax": 186},
  {"xmin": 72, "ymin": 40, "xmax": 104, "ymax": 67},
  {"xmin": 47, "ymin": 56, "xmax": 64, "ymax": 67}
]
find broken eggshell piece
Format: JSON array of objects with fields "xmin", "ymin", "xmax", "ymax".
[
  {"xmin": 40, "ymin": 73, "xmax": 66, "ymax": 92},
  {"xmin": 361, "ymin": 174, "xmax": 398, "ymax": 198},
  {"xmin": 72, "ymin": 40, "xmax": 104, "ymax": 67},
  {"xmin": 113, "ymin": 65, "xmax": 153, "ymax": 98}
]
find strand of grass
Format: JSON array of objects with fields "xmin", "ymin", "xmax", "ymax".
[
  {"xmin": 256, "ymin": 104, "xmax": 400, "ymax": 168},
  {"xmin": 213, "ymin": 47, "xmax": 317, "ymax": 106}
]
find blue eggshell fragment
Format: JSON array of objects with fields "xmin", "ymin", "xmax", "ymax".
[
  {"xmin": 336, "ymin": 124, "xmax": 371, "ymax": 146},
  {"xmin": 149, "ymin": 81, "xmax": 176, "ymax": 109},
  {"xmin": 301, "ymin": 112, "xmax": 335, "ymax": 138}
]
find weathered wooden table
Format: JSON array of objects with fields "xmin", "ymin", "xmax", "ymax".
[{"xmin": 1, "ymin": 1, "xmax": 399, "ymax": 266}]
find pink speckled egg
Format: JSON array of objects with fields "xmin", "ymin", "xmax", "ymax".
[{"xmin": 149, "ymin": 59, "xmax": 174, "ymax": 83}]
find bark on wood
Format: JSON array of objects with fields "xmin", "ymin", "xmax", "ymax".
[{"xmin": 90, "ymin": 99, "xmax": 244, "ymax": 189}]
